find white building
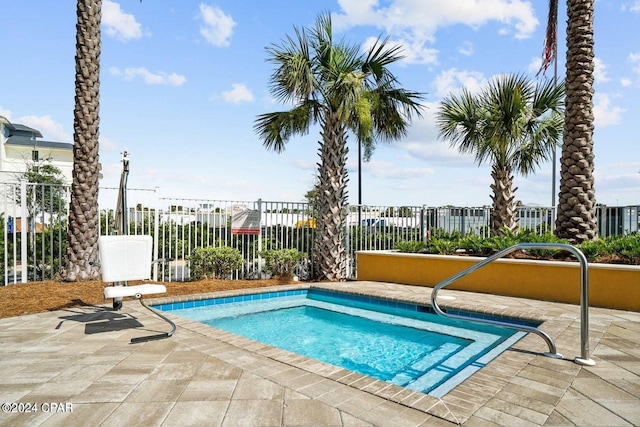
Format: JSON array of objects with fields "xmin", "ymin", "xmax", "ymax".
[{"xmin": 0, "ymin": 115, "xmax": 73, "ymax": 184}]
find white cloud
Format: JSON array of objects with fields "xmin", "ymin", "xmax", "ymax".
[
  {"xmin": 458, "ymin": 41, "xmax": 474, "ymax": 56},
  {"xmin": 400, "ymin": 141, "xmax": 473, "ymax": 165},
  {"xmin": 620, "ymin": 77, "xmax": 633, "ymax": 87},
  {"xmin": 628, "ymin": 52, "xmax": 640, "ymax": 84},
  {"xmin": 363, "ymin": 36, "xmax": 438, "ymax": 65},
  {"xmin": 593, "ymin": 57, "xmax": 610, "ymax": 83},
  {"xmin": 433, "ymin": 68, "xmax": 487, "ymax": 97},
  {"xmin": 528, "ymin": 56, "xmax": 543, "ymax": 74},
  {"xmin": 99, "ymin": 136, "xmax": 119, "ymax": 153},
  {"xmin": 16, "ymin": 115, "xmax": 72, "ymax": 142},
  {"xmin": 0, "ymin": 106, "xmax": 71, "ymax": 142},
  {"xmin": 616, "ymin": 53, "xmax": 640, "ymax": 87},
  {"xmin": 332, "ymin": 1, "xmax": 538, "ymax": 77},
  {"xmin": 221, "ymin": 84, "xmax": 254, "ymax": 104},
  {"xmin": 593, "ymin": 93, "xmax": 624, "ymax": 127},
  {"xmin": 398, "ymin": 101, "xmax": 476, "ymax": 166},
  {"xmin": 109, "ymin": 67, "xmax": 186, "ymax": 86},
  {"xmin": 199, "ymin": 4, "xmax": 236, "ymax": 47},
  {"xmin": 364, "ymin": 160, "xmax": 434, "ymax": 180},
  {"xmin": 0, "ymin": 105, "xmax": 12, "ymax": 121},
  {"xmin": 630, "ymin": 54, "xmax": 640, "ymax": 72},
  {"xmin": 622, "ymin": 1, "xmax": 640, "ymax": 13},
  {"xmin": 333, "ymin": 0, "xmax": 539, "ymax": 60},
  {"xmin": 103, "ymin": 0, "xmax": 142, "ymax": 41}
]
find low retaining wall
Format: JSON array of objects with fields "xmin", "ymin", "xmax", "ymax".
[{"xmin": 356, "ymin": 250, "xmax": 640, "ymax": 312}]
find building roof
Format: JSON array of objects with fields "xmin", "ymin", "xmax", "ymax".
[
  {"xmin": 4, "ymin": 122, "xmax": 43, "ymax": 138},
  {"xmin": 6, "ymin": 135, "xmax": 73, "ymax": 151},
  {"xmin": 1, "ymin": 118, "xmax": 72, "ymax": 151}
]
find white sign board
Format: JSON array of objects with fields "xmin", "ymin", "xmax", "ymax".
[{"xmin": 231, "ymin": 207, "xmax": 261, "ymax": 235}]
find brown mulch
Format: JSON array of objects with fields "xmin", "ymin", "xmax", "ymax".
[{"xmin": 0, "ymin": 278, "xmax": 297, "ymax": 319}]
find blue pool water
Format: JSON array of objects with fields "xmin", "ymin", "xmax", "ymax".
[{"xmin": 157, "ymin": 289, "xmax": 527, "ymax": 397}]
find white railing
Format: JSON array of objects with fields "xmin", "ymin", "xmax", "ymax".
[{"xmin": 1, "ymin": 181, "xmax": 638, "ymax": 284}]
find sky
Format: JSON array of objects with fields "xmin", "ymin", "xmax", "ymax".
[{"xmin": 1, "ymin": 0, "xmax": 639, "ymax": 210}]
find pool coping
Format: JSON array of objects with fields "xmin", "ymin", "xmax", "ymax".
[{"xmin": 147, "ymin": 282, "xmax": 579, "ymax": 424}]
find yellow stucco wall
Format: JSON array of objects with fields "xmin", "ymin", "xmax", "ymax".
[{"xmin": 356, "ymin": 251, "xmax": 640, "ymax": 312}]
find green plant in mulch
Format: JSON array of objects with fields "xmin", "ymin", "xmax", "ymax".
[
  {"xmin": 394, "ymin": 240, "xmax": 427, "ymax": 253},
  {"xmin": 260, "ymin": 248, "xmax": 307, "ymax": 278},
  {"xmin": 393, "ymin": 230, "xmax": 640, "ymax": 265},
  {"xmin": 189, "ymin": 246, "xmax": 244, "ymax": 280},
  {"xmin": 426, "ymin": 238, "xmax": 459, "ymax": 255}
]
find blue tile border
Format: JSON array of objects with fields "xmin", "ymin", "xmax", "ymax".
[
  {"xmin": 445, "ymin": 309, "xmax": 540, "ymax": 327},
  {"xmin": 154, "ymin": 286, "xmax": 540, "ymax": 328},
  {"xmin": 308, "ymin": 288, "xmax": 434, "ymax": 315},
  {"xmin": 309, "ymin": 289, "xmax": 541, "ymax": 327},
  {"xmin": 153, "ymin": 288, "xmax": 307, "ymax": 312}
]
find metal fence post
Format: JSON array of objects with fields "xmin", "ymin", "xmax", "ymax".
[
  {"xmin": 257, "ymin": 199, "xmax": 263, "ymax": 279},
  {"xmin": 345, "ymin": 205, "xmax": 351, "ymax": 278},
  {"xmin": 20, "ymin": 180, "xmax": 27, "ymax": 283},
  {"xmin": 420, "ymin": 206, "xmax": 426, "ymax": 243},
  {"xmin": 153, "ymin": 208, "xmax": 160, "ymax": 281}
]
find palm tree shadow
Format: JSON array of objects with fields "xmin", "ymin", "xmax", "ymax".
[{"xmin": 56, "ymin": 299, "xmax": 144, "ymax": 334}]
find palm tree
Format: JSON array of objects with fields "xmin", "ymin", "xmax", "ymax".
[
  {"xmin": 436, "ymin": 74, "xmax": 564, "ymax": 234},
  {"xmin": 555, "ymin": 0, "xmax": 597, "ymax": 242},
  {"xmin": 255, "ymin": 13, "xmax": 424, "ymax": 280},
  {"xmin": 61, "ymin": 0, "xmax": 102, "ymax": 281}
]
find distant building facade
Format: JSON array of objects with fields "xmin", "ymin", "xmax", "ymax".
[{"xmin": 0, "ymin": 116, "xmax": 73, "ymax": 184}]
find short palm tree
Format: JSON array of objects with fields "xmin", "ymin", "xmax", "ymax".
[
  {"xmin": 555, "ymin": 0, "xmax": 597, "ymax": 242},
  {"xmin": 255, "ymin": 13, "xmax": 424, "ymax": 280},
  {"xmin": 436, "ymin": 74, "xmax": 564, "ymax": 234},
  {"xmin": 62, "ymin": 0, "xmax": 102, "ymax": 281}
]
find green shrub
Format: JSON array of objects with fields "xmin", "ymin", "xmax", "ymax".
[
  {"xmin": 457, "ymin": 234, "xmax": 484, "ymax": 255},
  {"xmin": 394, "ymin": 240, "xmax": 427, "ymax": 253},
  {"xmin": 605, "ymin": 234, "xmax": 640, "ymax": 264},
  {"xmin": 515, "ymin": 230, "xmax": 568, "ymax": 258},
  {"xmin": 577, "ymin": 239, "xmax": 609, "ymax": 262},
  {"xmin": 414, "ymin": 229, "xmax": 640, "ymax": 264},
  {"xmin": 260, "ymin": 249, "xmax": 307, "ymax": 278},
  {"xmin": 429, "ymin": 228, "xmax": 465, "ymax": 240},
  {"xmin": 427, "ymin": 238, "xmax": 459, "ymax": 255},
  {"xmin": 189, "ymin": 246, "xmax": 244, "ymax": 280},
  {"xmin": 481, "ymin": 234, "xmax": 516, "ymax": 254}
]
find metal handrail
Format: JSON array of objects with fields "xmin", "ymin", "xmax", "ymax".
[{"xmin": 430, "ymin": 243, "xmax": 595, "ymax": 365}]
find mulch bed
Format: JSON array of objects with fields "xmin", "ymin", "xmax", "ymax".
[{"xmin": 0, "ymin": 278, "xmax": 295, "ymax": 319}]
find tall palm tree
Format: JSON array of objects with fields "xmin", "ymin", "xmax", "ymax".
[
  {"xmin": 436, "ymin": 74, "xmax": 564, "ymax": 234},
  {"xmin": 555, "ymin": 0, "xmax": 597, "ymax": 242},
  {"xmin": 61, "ymin": 0, "xmax": 102, "ymax": 281},
  {"xmin": 255, "ymin": 13, "xmax": 424, "ymax": 281}
]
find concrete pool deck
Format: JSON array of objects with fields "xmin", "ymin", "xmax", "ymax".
[{"xmin": 0, "ymin": 281, "xmax": 638, "ymax": 426}]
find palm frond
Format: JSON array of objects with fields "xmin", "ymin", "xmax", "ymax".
[
  {"xmin": 254, "ymin": 102, "xmax": 318, "ymax": 152},
  {"xmin": 437, "ymin": 89, "xmax": 488, "ymax": 160},
  {"xmin": 515, "ymin": 109, "xmax": 563, "ymax": 175},
  {"xmin": 266, "ymin": 27, "xmax": 314, "ymax": 104},
  {"xmin": 532, "ymin": 78, "xmax": 565, "ymax": 115},
  {"xmin": 362, "ymin": 36, "xmax": 404, "ymax": 82}
]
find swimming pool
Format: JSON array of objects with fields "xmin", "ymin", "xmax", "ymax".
[{"xmin": 156, "ymin": 288, "xmax": 528, "ymax": 397}]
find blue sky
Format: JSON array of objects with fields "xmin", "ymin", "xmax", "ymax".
[{"xmin": 1, "ymin": 0, "xmax": 639, "ymax": 209}]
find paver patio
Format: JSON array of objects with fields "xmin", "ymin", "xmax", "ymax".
[{"xmin": 0, "ymin": 281, "xmax": 638, "ymax": 426}]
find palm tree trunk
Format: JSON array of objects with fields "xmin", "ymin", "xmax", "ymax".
[
  {"xmin": 62, "ymin": 0, "xmax": 102, "ymax": 281},
  {"xmin": 555, "ymin": 0, "xmax": 597, "ymax": 243},
  {"xmin": 316, "ymin": 112, "xmax": 348, "ymax": 281},
  {"xmin": 490, "ymin": 164, "xmax": 518, "ymax": 235}
]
